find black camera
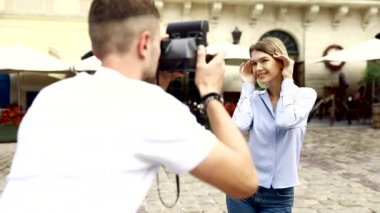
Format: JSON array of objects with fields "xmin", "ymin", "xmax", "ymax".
[{"xmin": 158, "ymin": 20, "xmax": 210, "ymax": 72}]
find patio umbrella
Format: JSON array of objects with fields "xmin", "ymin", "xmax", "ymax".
[
  {"xmin": 0, "ymin": 45, "xmax": 72, "ymax": 72},
  {"xmin": 314, "ymin": 38, "xmax": 380, "ymax": 62},
  {"xmin": 0, "ymin": 45, "xmax": 72, "ymax": 107}
]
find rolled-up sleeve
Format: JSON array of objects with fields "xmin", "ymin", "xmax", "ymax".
[{"xmin": 275, "ymin": 79, "xmax": 317, "ymax": 129}]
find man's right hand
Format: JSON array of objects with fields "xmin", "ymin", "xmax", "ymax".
[
  {"xmin": 194, "ymin": 45, "xmax": 225, "ymax": 97},
  {"xmin": 239, "ymin": 60, "xmax": 255, "ymax": 83}
]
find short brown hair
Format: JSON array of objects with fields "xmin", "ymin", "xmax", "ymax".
[
  {"xmin": 249, "ymin": 37, "xmax": 288, "ymax": 58},
  {"xmin": 89, "ymin": 0, "xmax": 160, "ymax": 58}
]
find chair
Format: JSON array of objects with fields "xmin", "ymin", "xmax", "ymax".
[{"xmin": 308, "ymin": 84, "xmax": 349, "ymax": 126}]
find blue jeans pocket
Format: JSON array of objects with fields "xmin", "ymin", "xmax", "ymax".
[{"xmin": 275, "ymin": 187, "xmax": 294, "ymax": 198}]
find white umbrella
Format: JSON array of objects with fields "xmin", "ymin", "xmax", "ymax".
[
  {"xmin": 0, "ymin": 45, "xmax": 72, "ymax": 72},
  {"xmin": 0, "ymin": 45, "xmax": 72, "ymax": 107},
  {"xmin": 206, "ymin": 42, "xmax": 250, "ymax": 60},
  {"xmin": 73, "ymin": 55, "xmax": 101, "ymax": 72},
  {"xmin": 314, "ymin": 38, "xmax": 380, "ymax": 62}
]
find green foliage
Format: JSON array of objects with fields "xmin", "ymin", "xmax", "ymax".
[
  {"xmin": 361, "ymin": 62, "xmax": 380, "ymax": 103},
  {"xmin": 362, "ymin": 62, "xmax": 380, "ymax": 84}
]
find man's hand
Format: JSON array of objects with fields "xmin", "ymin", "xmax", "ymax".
[
  {"xmin": 273, "ymin": 52, "xmax": 294, "ymax": 80},
  {"xmin": 239, "ymin": 60, "xmax": 255, "ymax": 83},
  {"xmin": 158, "ymin": 71, "xmax": 184, "ymax": 91},
  {"xmin": 195, "ymin": 45, "xmax": 225, "ymax": 97}
]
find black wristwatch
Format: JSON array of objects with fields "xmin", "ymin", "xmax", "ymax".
[{"xmin": 198, "ymin": 92, "xmax": 224, "ymax": 115}]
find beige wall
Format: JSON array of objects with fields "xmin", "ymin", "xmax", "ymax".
[
  {"xmin": 0, "ymin": 17, "xmax": 90, "ymax": 63},
  {"xmin": 1, "ymin": 0, "xmax": 380, "ymax": 108}
]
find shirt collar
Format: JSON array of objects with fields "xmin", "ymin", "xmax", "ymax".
[
  {"xmin": 93, "ymin": 66, "xmax": 141, "ymax": 85},
  {"xmin": 257, "ymin": 89, "xmax": 267, "ymax": 96}
]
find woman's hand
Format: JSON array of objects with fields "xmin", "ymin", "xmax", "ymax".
[
  {"xmin": 273, "ymin": 52, "xmax": 294, "ymax": 80},
  {"xmin": 239, "ymin": 60, "xmax": 255, "ymax": 83}
]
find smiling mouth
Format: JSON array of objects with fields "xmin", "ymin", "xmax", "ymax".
[{"xmin": 256, "ymin": 72, "xmax": 267, "ymax": 78}]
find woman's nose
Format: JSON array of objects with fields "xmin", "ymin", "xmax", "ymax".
[{"xmin": 256, "ymin": 63, "xmax": 263, "ymax": 71}]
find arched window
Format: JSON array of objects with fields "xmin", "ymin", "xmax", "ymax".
[{"xmin": 260, "ymin": 30, "xmax": 299, "ymax": 60}]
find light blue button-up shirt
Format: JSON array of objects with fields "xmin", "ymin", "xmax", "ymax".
[{"xmin": 232, "ymin": 79, "xmax": 317, "ymax": 189}]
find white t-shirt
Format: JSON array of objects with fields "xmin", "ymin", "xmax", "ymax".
[{"xmin": 0, "ymin": 67, "xmax": 217, "ymax": 213}]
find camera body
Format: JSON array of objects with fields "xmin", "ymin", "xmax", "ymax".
[{"xmin": 158, "ymin": 20, "xmax": 210, "ymax": 72}]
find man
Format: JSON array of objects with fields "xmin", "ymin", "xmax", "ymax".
[{"xmin": 0, "ymin": 0, "xmax": 258, "ymax": 212}]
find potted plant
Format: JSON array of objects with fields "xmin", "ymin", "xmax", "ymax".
[
  {"xmin": 361, "ymin": 62, "xmax": 380, "ymax": 128},
  {"xmin": 0, "ymin": 103, "xmax": 24, "ymax": 142}
]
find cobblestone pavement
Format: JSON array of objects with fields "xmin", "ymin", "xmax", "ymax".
[{"xmin": 1, "ymin": 124, "xmax": 380, "ymax": 212}]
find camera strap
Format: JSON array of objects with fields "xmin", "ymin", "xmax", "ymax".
[
  {"xmin": 156, "ymin": 172, "xmax": 180, "ymax": 208},
  {"xmin": 154, "ymin": 73, "xmax": 180, "ymax": 208}
]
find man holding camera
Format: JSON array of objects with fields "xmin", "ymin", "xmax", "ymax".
[{"xmin": 0, "ymin": 0, "xmax": 258, "ymax": 212}]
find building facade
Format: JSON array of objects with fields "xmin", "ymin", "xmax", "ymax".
[{"xmin": 1, "ymin": 0, "xmax": 380, "ymax": 108}]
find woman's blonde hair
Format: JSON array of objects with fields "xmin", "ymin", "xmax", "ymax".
[{"xmin": 249, "ymin": 37, "xmax": 288, "ymax": 58}]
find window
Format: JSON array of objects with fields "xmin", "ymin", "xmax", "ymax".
[{"xmin": 260, "ymin": 30, "xmax": 299, "ymax": 59}]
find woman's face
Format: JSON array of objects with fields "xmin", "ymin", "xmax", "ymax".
[{"xmin": 250, "ymin": 50, "xmax": 283, "ymax": 88}]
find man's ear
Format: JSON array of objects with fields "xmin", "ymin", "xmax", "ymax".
[{"xmin": 136, "ymin": 31, "xmax": 151, "ymax": 59}]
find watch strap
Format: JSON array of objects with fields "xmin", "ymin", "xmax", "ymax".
[{"xmin": 198, "ymin": 92, "xmax": 224, "ymax": 114}]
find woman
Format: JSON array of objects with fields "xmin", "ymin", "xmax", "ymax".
[{"xmin": 227, "ymin": 37, "xmax": 317, "ymax": 212}]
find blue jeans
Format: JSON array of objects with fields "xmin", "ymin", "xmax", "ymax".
[{"xmin": 226, "ymin": 186, "xmax": 294, "ymax": 213}]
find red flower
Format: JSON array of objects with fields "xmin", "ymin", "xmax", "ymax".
[
  {"xmin": 224, "ymin": 102, "xmax": 237, "ymax": 117},
  {"xmin": 0, "ymin": 103, "xmax": 25, "ymax": 126}
]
